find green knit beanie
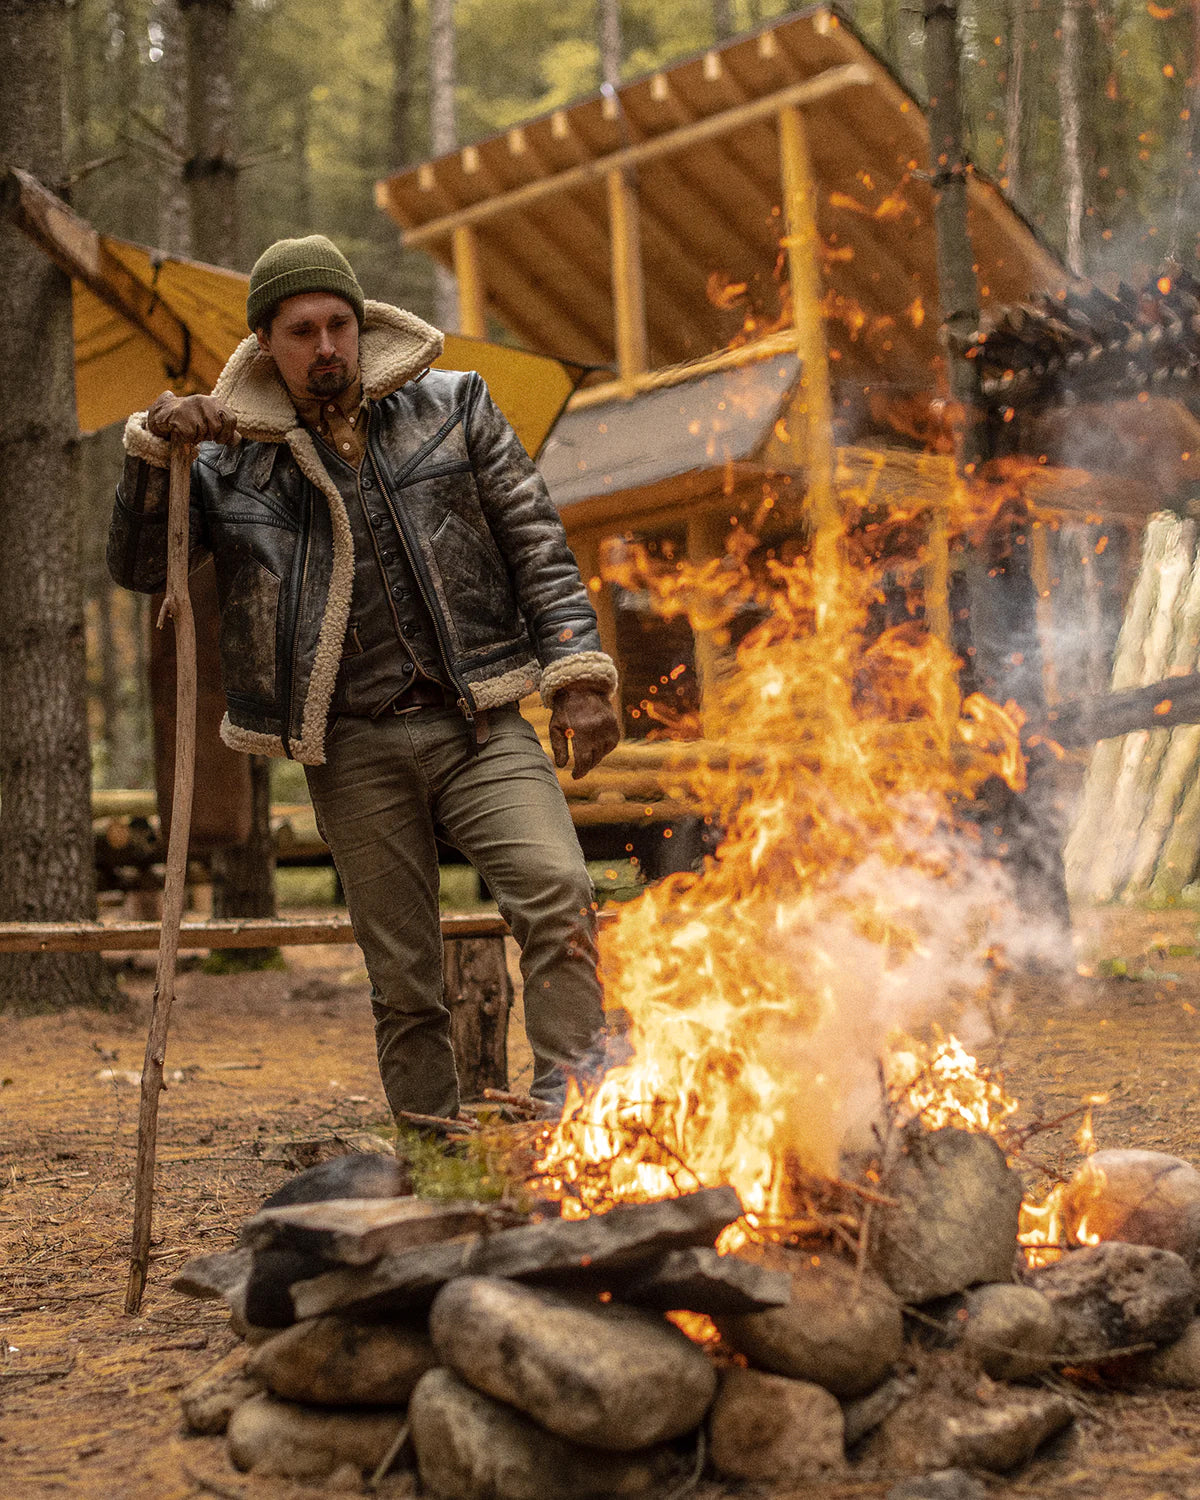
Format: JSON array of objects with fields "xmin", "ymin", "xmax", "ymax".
[{"xmin": 246, "ymin": 234, "xmax": 365, "ymax": 331}]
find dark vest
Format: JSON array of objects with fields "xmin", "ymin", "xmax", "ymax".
[{"xmin": 321, "ymin": 426, "xmax": 450, "ymax": 716}]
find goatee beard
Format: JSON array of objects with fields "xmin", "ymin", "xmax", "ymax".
[{"xmin": 306, "ymin": 362, "xmax": 351, "ymax": 398}]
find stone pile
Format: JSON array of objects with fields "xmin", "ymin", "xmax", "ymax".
[{"xmin": 172, "ymin": 1131, "xmax": 1200, "ymax": 1496}]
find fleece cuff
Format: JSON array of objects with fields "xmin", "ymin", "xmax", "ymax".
[
  {"xmin": 539, "ymin": 651, "xmax": 619, "ymax": 708},
  {"xmin": 123, "ymin": 411, "xmax": 171, "ymax": 469}
]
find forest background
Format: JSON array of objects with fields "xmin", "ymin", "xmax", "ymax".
[{"xmin": 66, "ymin": 0, "xmax": 1200, "ymax": 792}]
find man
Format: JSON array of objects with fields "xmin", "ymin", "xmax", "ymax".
[{"xmin": 109, "ymin": 234, "xmax": 620, "ymax": 1120}]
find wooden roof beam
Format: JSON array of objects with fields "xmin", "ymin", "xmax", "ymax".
[
  {"xmin": 2, "ymin": 167, "xmax": 224, "ymax": 390},
  {"xmin": 607, "ymin": 168, "xmax": 648, "ymax": 392},
  {"xmin": 397, "ymin": 63, "xmax": 870, "ymax": 247}
]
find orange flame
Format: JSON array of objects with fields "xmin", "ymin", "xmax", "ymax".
[{"xmin": 534, "ymin": 485, "xmax": 1033, "ymax": 1228}]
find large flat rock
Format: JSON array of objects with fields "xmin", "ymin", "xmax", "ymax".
[
  {"xmin": 409, "ymin": 1367, "xmax": 676, "ymax": 1500},
  {"xmin": 430, "ymin": 1277, "xmax": 717, "ymax": 1449},
  {"xmin": 291, "ymin": 1186, "xmax": 743, "ymax": 1319},
  {"xmin": 617, "ymin": 1247, "xmax": 791, "ymax": 1315},
  {"xmin": 241, "ymin": 1196, "xmax": 517, "ymax": 1264}
]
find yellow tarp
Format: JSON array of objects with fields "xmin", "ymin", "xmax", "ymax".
[{"xmin": 71, "ymin": 237, "xmax": 583, "ymax": 456}]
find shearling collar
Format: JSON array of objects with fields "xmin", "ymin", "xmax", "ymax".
[{"xmin": 209, "ymin": 300, "xmax": 443, "ymax": 444}]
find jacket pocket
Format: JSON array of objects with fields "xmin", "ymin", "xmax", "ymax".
[
  {"xmin": 218, "ymin": 554, "xmax": 281, "ymax": 705},
  {"xmin": 429, "ymin": 511, "xmax": 521, "ymax": 657}
]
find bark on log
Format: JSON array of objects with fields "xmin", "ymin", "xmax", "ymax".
[
  {"xmin": 1151, "ymin": 759, "xmax": 1200, "ymax": 901},
  {"xmin": 0, "ymin": 5, "xmax": 115, "ymax": 1013},
  {"xmin": 1066, "ymin": 515, "xmax": 1196, "ymax": 904},
  {"xmin": 1124, "ymin": 548, "xmax": 1200, "ymax": 895},
  {"xmin": 1104, "ymin": 526, "xmax": 1200, "ymax": 897},
  {"xmin": 444, "ymin": 936, "xmax": 513, "ymax": 1099}
]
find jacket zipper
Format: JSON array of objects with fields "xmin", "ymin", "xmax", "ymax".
[
  {"xmin": 280, "ymin": 480, "xmax": 313, "ymax": 758},
  {"xmin": 366, "ymin": 426, "xmax": 477, "ymax": 731}
]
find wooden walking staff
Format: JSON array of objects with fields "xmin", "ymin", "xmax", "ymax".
[{"xmin": 125, "ymin": 435, "xmax": 198, "ymax": 1315}]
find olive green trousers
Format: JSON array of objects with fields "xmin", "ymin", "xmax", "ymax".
[{"xmin": 305, "ymin": 704, "xmax": 604, "ymax": 1119}]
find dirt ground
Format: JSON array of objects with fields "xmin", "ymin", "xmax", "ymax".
[{"xmin": 5, "ymin": 906, "xmax": 1200, "ymax": 1499}]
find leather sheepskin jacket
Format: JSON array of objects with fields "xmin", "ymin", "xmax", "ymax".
[{"xmin": 107, "ymin": 301, "xmax": 616, "ymax": 765}]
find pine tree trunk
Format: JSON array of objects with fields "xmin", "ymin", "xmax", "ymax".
[
  {"xmin": 429, "ymin": 0, "xmax": 458, "ymax": 327},
  {"xmin": 179, "ymin": 0, "xmax": 239, "ymax": 267},
  {"xmin": 388, "ymin": 0, "xmax": 415, "ymax": 168},
  {"xmin": 712, "ymin": 0, "xmax": 734, "ymax": 42},
  {"xmin": 292, "ymin": 89, "xmax": 313, "ymax": 229},
  {"xmin": 0, "ymin": 0, "xmax": 117, "ymax": 1011},
  {"xmin": 156, "ymin": 0, "xmax": 192, "ymax": 256},
  {"xmin": 1169, "ymin": 0, "xmax": 1200, "ymax": 261}
]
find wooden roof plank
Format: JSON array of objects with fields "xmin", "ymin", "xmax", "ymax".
[{"xmin": 396, "ymin": 64, "xmax": 871, "ymax": 248}]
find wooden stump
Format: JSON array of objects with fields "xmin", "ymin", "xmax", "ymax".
[{"xmin": 444, "ymin": 936, "xmax": 513, "ymax": 1099}]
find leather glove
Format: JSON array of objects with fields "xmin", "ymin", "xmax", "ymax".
[
  {"xmin": 549, "ymin": 688, "xmax": 620, "ymax": 780},
  {"xmin": 146, "ymin": 391, "xmax": 238, "ymax": 446}
]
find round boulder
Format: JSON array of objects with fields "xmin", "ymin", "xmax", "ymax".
[
  {"xmin": 871, "ymin": 1125, "xmax": 1023, "ymax": 1304},
  {"xmin": 961, "ymin": 1284, "xmax": 1061, "ymax": 1381},
  {"xmin": 246, "ymin": 1314, "xmax": 436, "ymax": 1405},
  {"xmin": 708, "ymin": 1367, "xmax": 844, "ymax": 1481},
  {"xmin": 409, "ymin": 1367, "xmax": 677, "ymax": 1500},
  {"xmin": 429, "ymin": 1277, "xmax": 717, "ymax": 1450},
  {"xmin": 1061, "ymin": 1149, "xmax": 1200, "ymax": 1268},
  {"xmin": 717, "ymin": 1250, "xmax": 902, "ymax": 1398}
]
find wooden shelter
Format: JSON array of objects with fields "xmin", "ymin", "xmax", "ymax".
[{"xmin": 377, "ymin": 4, "xmax": 1197, "ymax": 861}]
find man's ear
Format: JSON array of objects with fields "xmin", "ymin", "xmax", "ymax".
[{"xmin": 255, "ymin": 327, "xmax": 270, "ymax": 354}]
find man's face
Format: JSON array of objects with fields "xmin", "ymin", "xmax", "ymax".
[{"xmin": 256, "ymin": 292, "xmax": 360, "ymax": 401}]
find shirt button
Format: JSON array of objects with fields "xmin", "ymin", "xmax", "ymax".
[
  {"xmin": 391, "ymin": 584, "xmax": 405, "ymax": 598},
  {"xmin": 401, "ymin": 661, "xmax": 414, "ymax": 676},
  {"xmin": 326, "ymin": 404, "xmax": 335, "ymax": 413},
  {"xmin": 342, "ymin": 442, "xmax": 351, "ymax": 451},
  {"xmin": 362, "ymin": 477, "xmax": 374, "ymax": 490},
  {"xmin": 369, "ymin": 513, "xmax": 384, "ymax": 526},
  {"xmin": 381, "ymin": 550, "xmax": 396, "ymax": 563}
]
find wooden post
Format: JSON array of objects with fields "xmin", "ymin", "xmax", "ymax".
[
  {"xmin": 126, "ymin": 438, "xmax": 197, "ymax": 1315},
  {"xmin": 687, "ymin": 510, "xmax": 733, "ymax": 736},
  {"xmin": 606, "ymin": 168, "xmax": 648, "ymax": 395},
  {"xmin": 444, "ymin": 936, "xmax": 514, "ymax": 1097},
  {"xmin": 778, "ymin": 104, "xmax": 839, "ymax": 624},
  {"xmin": 452, "ymin": 224, "xmax": 487, "ymax": 338},
  {"xmin": 573, "ymin": 531, "xmax": 620, "ymax": 668}
]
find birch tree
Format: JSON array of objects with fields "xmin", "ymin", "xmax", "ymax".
[
  {"xmin": 598, "ymin": 0, "xmax": 622, "ymax": 88},
  {"xmin": 1060, "ymin": 0, "xmax": 1086, "ymax": 275}
]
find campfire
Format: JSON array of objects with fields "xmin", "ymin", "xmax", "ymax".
[{"xmin": 171, "ymin": 492, "xmax": 1200, "ymax": 1494}]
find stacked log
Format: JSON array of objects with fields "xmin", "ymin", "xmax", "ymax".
[
  {"xmin": 975, "ymin": 271, "xmax": 1200, "ymax": 408},
  {"xmin": 1065, "ymin": 513, "xmax": 1200, "ymax": 904}
]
